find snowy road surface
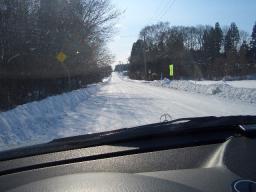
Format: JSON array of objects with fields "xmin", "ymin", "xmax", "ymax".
[
  {"xmin": 75, "ymin": 73, "xmax": 256, "ymax": 134},
  {"xmin": 0, "ymin": 72, "xmax": 256, "ymax": 150}
]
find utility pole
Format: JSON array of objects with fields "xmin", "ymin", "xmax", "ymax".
[{"xmin": 143, "ymin": 34, "xmax": 148, "ymax": 80}]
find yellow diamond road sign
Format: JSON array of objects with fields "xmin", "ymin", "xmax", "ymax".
[{"xmin": 56, "ymin": 52, "xmax": 67, "ymax": 63}]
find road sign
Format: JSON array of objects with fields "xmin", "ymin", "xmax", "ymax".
[
  {"xmin": 56, "ymin": 51, "xmax": 67, "ymax": 63},
  {"xmin": 169, "ymin": 64, "xmax": 174, "ymax": 77}
]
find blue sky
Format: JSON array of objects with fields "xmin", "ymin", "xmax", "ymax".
[{"xmin": 108, "ymin": 0, "xmax": 256, "ymax": 65}]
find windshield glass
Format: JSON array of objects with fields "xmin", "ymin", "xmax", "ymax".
[{"xmin": 0, "ymin": 0, "xmax": 255, "ymax": 152}]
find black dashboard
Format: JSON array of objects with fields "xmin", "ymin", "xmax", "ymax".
[{"xmin": 0, "ymin": 133, "xmax": 255, "ymax": 192}]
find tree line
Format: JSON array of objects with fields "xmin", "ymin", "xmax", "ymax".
[
  {"xmin": 0, "ymin": 0, "xmax": 117, "ymax": 110},
  {"xmin": 114, "ymin": 64, "xmax": 129, "ymax": 72},
  {"xmin": 129, "ymin": 22, "xmax": 256, "ymax": 81}
]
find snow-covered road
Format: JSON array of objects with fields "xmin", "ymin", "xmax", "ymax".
[
  {"xmin": 79, "ymin": 73, "xmax": 256, "ymax": 134},
  {"xmin": 1, "ymin": 72, "xmax": 256, "ymax": 150}
]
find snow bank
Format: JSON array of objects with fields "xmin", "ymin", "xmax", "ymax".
[
  {"xmin": 0, "ymin": 83, "xmax": 101, "ymax": 150},
  {"xmin": 190, "ymin": 80, "xmax": 256, "ymax": 89},
  {"xmin": 149, "ymin": 79, "xmax": 256, "ymax": 104}
]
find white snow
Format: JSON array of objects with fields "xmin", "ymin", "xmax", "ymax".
[
  {"xmin": 0, "ymin": 84, "xmax": 101, "ymax": 150},
  {"xmin": 149, "ymin": 79, "xmax": 256, "ymax": 104},
  {"xmin": 227, "ymin": 81, "xmax": 256, "ymax": 89},
  {"xmin": 190, "ymin": 80, "xmax": 256, "ymax": 89},
  {"xmin": 0, "ymin": 73, "xmax": 256, "ymax": 151}
]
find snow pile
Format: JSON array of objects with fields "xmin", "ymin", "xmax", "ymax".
[
  {"xmin": 191, "ymin": 80, "xmax": 256, "ymax": 89},
  {"xmin": 0, "ymin": 73, "xmax": 255, "ymax": 151},
  {"xmin": 0, "ymin": 84, "xmax": 100, "ymax": 150},
  {"xmin": 150, "ymin": 79, "xmax": 256, "ymax": 104}
]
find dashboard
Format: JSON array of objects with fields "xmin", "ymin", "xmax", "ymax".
[{"xmin": 0, "ymin": 134, "xmax": 255, "ymax": 191}]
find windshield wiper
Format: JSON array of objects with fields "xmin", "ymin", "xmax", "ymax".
[
  {"xmin": 55, "ymin": 115, "xmax": 256, "ymax": 144},
  {"xmin": 1, "ymin": 115, "xmax": 256, "ymax": 161}
]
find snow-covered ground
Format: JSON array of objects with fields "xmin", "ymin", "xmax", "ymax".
[
  {"xmin": 0, "ymin": 72, "xmax": 256, "ymax": 151},
  {"xmin": 190, "ymin": 80, "xmax": 256, "ymax": 89},
  {"xmin": 148, "ymin": 79, "xmax": 256, "ymax": 104}
]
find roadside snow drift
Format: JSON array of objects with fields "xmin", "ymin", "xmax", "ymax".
[
  {"xmin": 0, "ymin": 84, "xmax": 100, "ymax": 150},
  {"xmin": 150, "ymin": 79, "xmax": 256, "ymax": 104},
  {"xmin": 0, "ymin": 73, "xmax": 255, "ymax": 151}
]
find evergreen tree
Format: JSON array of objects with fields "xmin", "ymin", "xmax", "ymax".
[
  {"xmin": 129, "ymin": 22, "xmax": 255, "ymax": 81},
  {"xmin": 224, "ymin": 22, "xmax": 240, "ymax": 55},
  {"xmin": 129, "ymin": 40, "xmax": 145, "ymax": 79},
  {"xmin": 224, "ymin": 23, "xmax": 240, "ymax": 76},
  {"xmin": 213, "ymin": 22, "xmax": 223, "ymax": 57},
  {"xmin": 239, "ymin": 41, "xmax": 249, "ymax": 75},
  {"xmin": 239, "ymin": 41, "xmax": 249, "ymax": 57},
  {"xmin": 202, "ymin": 28, "xmax": 214, "ymax": 61},
  {"xmin": 250, "ymin": 22, "xmax": 256, "ymax": 62}
]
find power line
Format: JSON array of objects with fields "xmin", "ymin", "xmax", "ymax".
[
  {"xmin": 146, "ymin": 0, "xmax": 172, "ymax": 25},
  {"xmin": 152, "ymin": 1, "xmax": 166, "ymax": 17},
  {"xmin": 117, "ymin": 1, "xmax": 177, "ymax": 41},
  {"xmin": 157, "ymin": 0, "xmax": 173, "ymax": 20},
  {"xmin": 158, "ymin": 0, "xmax": 176, "ymax": 22}
]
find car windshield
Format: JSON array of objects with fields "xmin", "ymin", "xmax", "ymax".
[{"xmin": 0, "ymin": 0, "xmax": 255, "ymax": 152}]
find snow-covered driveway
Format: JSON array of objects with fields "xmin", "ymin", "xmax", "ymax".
[{"xmin": 0, "ymin": 72, "xmax": 256, "ymax": 150}]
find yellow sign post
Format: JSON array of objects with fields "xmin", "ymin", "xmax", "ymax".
[
  {"xmin": 169, "ymin": 64, "xmax": 174, "ymax": 77},
  {"xmin": 56, "ymin": 51, "xmax": 67, "ymax": 63}
]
